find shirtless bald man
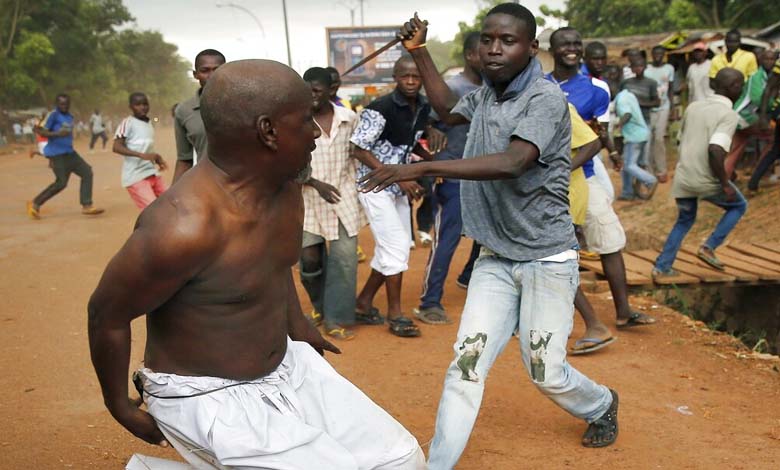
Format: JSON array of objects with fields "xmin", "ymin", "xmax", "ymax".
[{"xmin": 88, "ymin": 59, "xmax": 424, "ymax": 469}]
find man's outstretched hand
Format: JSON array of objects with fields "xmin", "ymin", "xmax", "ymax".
[
  {"xmin": 398, "ymin": 13, "xmax": 429, "ymax": 50},
  {"xmin": 359, "ymin": 164, "xmax": 422, "ymax": 194}
]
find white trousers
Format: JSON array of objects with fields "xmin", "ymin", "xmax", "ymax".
[
  {"xmin": 140, "ymin": 339, "xmax": 424, "ymax": 470},
  {"xmin": 358, "ymin": 190, "xmax": 412, "ymax": 276}
]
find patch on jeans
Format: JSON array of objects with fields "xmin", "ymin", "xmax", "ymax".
[
  {"xmin": 529, "ymin": 330, "xmax": 553, "ymax": 383},
  {"xmin": 457, "ymin": 333, "xmax": 487, "ymax": 382}
]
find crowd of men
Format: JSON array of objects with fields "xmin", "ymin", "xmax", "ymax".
[{"xmin": 16, "ymin": 2, "xmax": 774, "ymax": 467}]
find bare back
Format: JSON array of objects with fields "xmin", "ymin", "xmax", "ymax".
[{"xmin": 104, "ymin": 160, "xmax": 303, "ymax": 380}]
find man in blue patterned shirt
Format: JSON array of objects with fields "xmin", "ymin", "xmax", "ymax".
[{"xmin": 350, "ymin": 55, "xmax": 431, "ymax": 338}]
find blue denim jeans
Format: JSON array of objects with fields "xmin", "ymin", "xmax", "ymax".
[
  {"xmin": 620, "ymin": 141, "xmax": 657, "ymax": 198},
  {"xmin": 654, "ymin": 183, "xmax": 747, "ymax": 272},
  {"xmin": 420, "ymin": 181, "xmax": 463, "ymax": 309},
  {"xmin": 299, "ymin": 222, "xmax": 358, "ymax": 325},
  {"xmin": 427, "ymin": 252, "xmax": 613, "ymax": 469}
]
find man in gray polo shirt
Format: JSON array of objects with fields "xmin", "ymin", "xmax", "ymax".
[
  {"xmin": 173, "ymin": 49, "xmax": 226, "ymax": 183},
  {"xmin": 361, "ymin": 4, "xmax": 618, "ymax": 467}
]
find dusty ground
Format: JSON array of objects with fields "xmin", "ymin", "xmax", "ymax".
[{"xmin": 1, "ymin": 129, "xmax": 780, "ymax": 469}]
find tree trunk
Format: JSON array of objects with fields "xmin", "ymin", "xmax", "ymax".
[{"xmin": 1, "ymin": 0, "xmax": 24, "ymax": 59}]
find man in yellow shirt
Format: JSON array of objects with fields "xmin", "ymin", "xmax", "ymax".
[
  {"xmin": 709, "ymin": 29, "xmax": 757, "ymax": 84},
  {"xmin": 568, "ymin": 105, "xmax": 621, "ymax": 354},
  {"xmin": 569, "ymin": 104, "xmax": 597, "ymax": 226}
]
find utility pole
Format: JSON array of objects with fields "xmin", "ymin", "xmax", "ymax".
[
  {"xmin": 281, "ymin": 0, "xmax": 292, "ymax": 66},
  {"xmin": 338, "ymin": 1, "xmax": 356, "ymax": 26},
  {"xmin": 215, "ymin": 3, "xmax": 266, "ymax": 42},
  {"xmin": 359, "ymin": 0, "xmax": 365, "ymax": 26}
]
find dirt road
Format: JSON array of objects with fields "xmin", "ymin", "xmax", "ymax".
[{"xmin": 1, "ymin": 129, "xmax": 779, "ymax": 469}]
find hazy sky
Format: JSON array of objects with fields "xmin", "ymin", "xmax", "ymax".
[{"xmin": 123, "ymin": 0, "xmax": 564, "ymax": 73}]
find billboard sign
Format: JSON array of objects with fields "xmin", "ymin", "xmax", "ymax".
[{"xmin": 326, "ymin": 26, "xmax": 404, "ymax": 85}]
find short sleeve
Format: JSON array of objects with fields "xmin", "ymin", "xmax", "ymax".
[
  {"xmin": 349, "ymin": 109, "xmax": 386, "ymax": 151},
  {"xmin": 114, "ymin": 118, "xmax": 130, "ymax": 139},
  {"xmin": 709, "ymin": 110, "xmax": 739, "ymax": 152},
  {"xmin": 451, "ymin": 88, "xmax": 480, "ymax": 122},
  {"xmin": 44, "ymin": 113, "xmax": 56, "ymax": 131},
  {"xmin": 615, "ymin": 93, "xmax": 627, "ymax": 117},
  {"xmin": 667, "ymin": 65, "xmax": 676, "ymax": 83},
  {"xmin": 348, "ymin": 110, "xmax": 359, "ymax": 135},
  {"xmin": 709, "ymin": 58, "xmax": 719, "ymax": 78},
  {"xmin": 174, "ymin": 107, "xmax": 194, "ymax": 162},
  {"xmin": 592, "ymin": 84, "xmax": 610, "ymax": 123},
  {"xmin": 569, "ymin": 105, "xmax": 598, "ymax": 149},
  {"xmin": 511, "ymin": 91, "xmax": 568, "ymax": 164},
  {"xmin": 648, "ymin": 80, "xmax": 659, "ymax": 100},
  {"xmin": 744, "ymin": 54, "xmax": 758, "ymax": 79},
  {"xmin": 774, "ymin": 59, "xmax": 780, "ymax": 76}
]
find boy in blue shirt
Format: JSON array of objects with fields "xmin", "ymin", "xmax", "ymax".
[
  {"xmin": 28, "ymin": 94, "xmax": 104, "ymax": 219},
  {"xmin": 615, "ymin": 75, "xmax": 658, "ymax": 200}
]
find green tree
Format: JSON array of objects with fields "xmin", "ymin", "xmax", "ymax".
[
  {"xmin": 0, "ymin": 0, "xmax": 193, "ymax": 118},
  {"xmin": 450, "ymin": 0, "xmax": 549, "ymax": 64},
  {"xmin": 427, "ymin": 38, "xmax": 457, "ymax": 71},
  {"xmin": 541, "ymin": 0, "xmax": 780, "ymax": 37}
]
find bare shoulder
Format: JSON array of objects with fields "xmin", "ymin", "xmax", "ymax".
[{"xmin": 130, "ymin": 176, "xmax": 221, "ymax": 274}]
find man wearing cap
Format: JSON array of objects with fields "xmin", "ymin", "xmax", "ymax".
[{"xmin": 687, "ymin": 42, "xmax": 714, "ymax": 103}]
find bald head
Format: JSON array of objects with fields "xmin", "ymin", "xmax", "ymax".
[
  {"xmin": 201, "ymin": 59, "xmax": 309, "ymax": 146},
  {"xmin": 200, "ymin": 59, "xmax": 319, "ymax": 180},
  {"xmin": 713, "ymin": 67, "xmax": 744, "ymax": 102}
]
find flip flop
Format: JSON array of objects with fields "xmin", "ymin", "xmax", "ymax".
[
  {"xmin": 305, "ymin": 309, "xmax": 323, "ymax": 328},
  {"xmin": 355, "ymin": 307, "xmax": 385, "ymax": 325},
  {"xmin": 570, "ymin": 337, "xmax": 617, "ymax": 355},
  {"xmin": 324, "ymin": 323, "xmax": 355, "ymax": 341},
  {"xmin": 388, "ymin": 316, "xmax": 421, "ymax": 338},
  {"xmin": 413, "ymin": 307, "xmax": 452, "ymax": 325},
  {"xmin": 616, "ymin": 312, "xmax": 657, "ymax": 329}
]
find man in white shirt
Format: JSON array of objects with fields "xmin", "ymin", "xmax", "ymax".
[
  {"xmin": 12, "ymin": 122, "xmax": 22, "ymax": 143},
  {"xmin": 687, "ymin": 42, "xmax": 714, "ymax": 103},
  {"xmin": 645, "ymin": 45, "xmax": 676, "ymax": 182},
  {"xmin": 654, "ymin": 68, "xmax": 746, "ymax": 277},
  {"xmin": 89, "ymin": 109, "xmax": 108, "ymax": 151}
]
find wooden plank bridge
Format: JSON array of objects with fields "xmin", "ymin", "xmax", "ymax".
[{"xmin": 579, "ymin": 242, "xmax": 780, "ymax": 286}]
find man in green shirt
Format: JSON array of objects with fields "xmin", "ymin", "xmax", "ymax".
[
  {"xmin": 173, "ymin": 49, "xmax": 226, "ymax": 183},
  {"xmin": 725, "ymin": 49, "xmax": 778, "ymax": 177}
]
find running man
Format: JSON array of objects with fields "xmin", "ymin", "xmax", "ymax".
[
  {"xmin": 27, "ymin": 94, "xmax": 104, "ymax": 219},
  {"xmin": 654, "ymin": 68, "xmax": 747, "ymax": 277},
  {"xmin": 88, "ymin": 60, "xmax": 424, "ymax": 469},
  {"xmin": 112, "ymin": 92, "xmax": 168, "ymax": 209},
  {"xmin": 89, "ymin": 109, "xmax": 108, "ymax": 151},
  {"xmin": 362, "ymin": 6, "xmax": 619, "ymax": 466},
  {"xmin": 173, "ymin": 49, "xmax": 226, "ymax": 183}
]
